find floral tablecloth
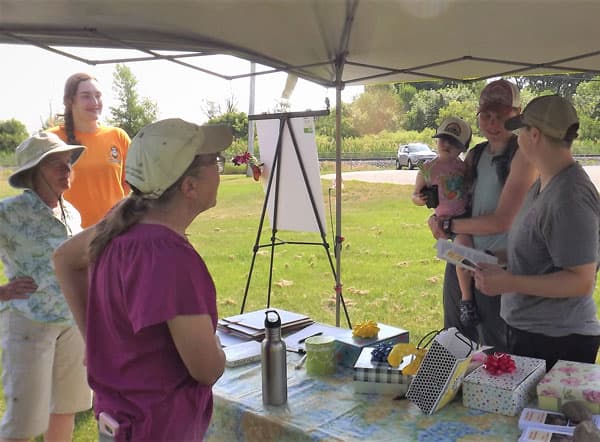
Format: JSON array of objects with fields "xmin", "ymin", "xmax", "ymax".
[{"xmin": 206, "ymin": 354, "xmax": 520, "ymax": 442}]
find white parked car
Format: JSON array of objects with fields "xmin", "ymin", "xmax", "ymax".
[{"xmin": 395, "ymin": 143, "xmax": 438, "ymax": 170}]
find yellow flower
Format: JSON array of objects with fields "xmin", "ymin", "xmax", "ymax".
[{"xmin": 352, "ymin": 320, "xmax": 380, "ymax": 338}]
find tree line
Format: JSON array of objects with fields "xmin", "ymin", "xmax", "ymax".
[
  {"xmin": 201, "ymin": 74, "xmax": 600, "ymax": 155},
  {"xmin": 1, "ymin": 68, "xmax": 599, "ymax": 157},
  {"xmin": 315, "ymin": 74, "xmax": 600, "ymax": 144},
  {"xmin": 0, "ymin": 65, "xmax": 157, "ymax": 155}
]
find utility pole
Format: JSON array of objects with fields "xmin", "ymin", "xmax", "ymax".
[{"xmin": 247, "ymin": 62, "xmax": 256, "ymax": 177}]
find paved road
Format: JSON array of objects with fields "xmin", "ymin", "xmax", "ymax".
[{"xmin": 322, "ymin": 165, "xmax": 600, "ymax": 190}]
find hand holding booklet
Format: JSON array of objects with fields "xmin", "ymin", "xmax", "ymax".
[{"xmin": 435, "ymin": 239, "xmax": 498, "ymax": 271}]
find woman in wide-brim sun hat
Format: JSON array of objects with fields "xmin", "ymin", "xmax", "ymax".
[{"xmin": 0, "ymin": 131, "xmax": 91, "ymax": 441}]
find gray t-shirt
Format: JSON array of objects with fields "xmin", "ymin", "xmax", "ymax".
[
  {"xmin": 471, "ymin": 147, "xmax": 507, "ymax": 251},
  {"xmin": 501, "ymin": 163, "xmax": 600, "ymax": 337}
]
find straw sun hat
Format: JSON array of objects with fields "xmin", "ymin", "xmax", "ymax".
[{"xmin": 8, "ymin": 132, "xmax": 85, "ymax": 189}]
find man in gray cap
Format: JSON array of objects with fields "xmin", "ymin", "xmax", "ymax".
[{"xmin": 475, "ymin": 95, "xmax": 600, "ymax": 369}]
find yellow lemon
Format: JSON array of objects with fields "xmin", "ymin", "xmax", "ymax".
[{"xmin": 402, "ymin": 349, "xmax": 426, "ymax": 375}]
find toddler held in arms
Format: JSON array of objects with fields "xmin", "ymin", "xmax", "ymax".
[{"xmin": 412, "ymin": 117, "xmax": 478, "ymax": 327}]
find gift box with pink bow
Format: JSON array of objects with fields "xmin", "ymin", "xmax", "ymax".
[
  {"xmin": 462, "ymin": 354, "xmax": 546, "ymax": 416},
  {"xmin": 537, "ymin": 360, "xmax": 600, "ymax": 413}
]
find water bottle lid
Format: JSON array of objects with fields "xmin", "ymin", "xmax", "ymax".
[{"xmin": 264, "ymin": 310, "xmax": 281, "ymax": 328}]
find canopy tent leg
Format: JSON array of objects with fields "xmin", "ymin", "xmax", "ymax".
[{"xmin": 334, "ymin": 60, "xmax": 348, "ymax": 328}]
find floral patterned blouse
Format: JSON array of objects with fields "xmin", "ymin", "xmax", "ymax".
[{"xmin": 0, "ymin": 190, "xmax": 82, "ymax": 323}]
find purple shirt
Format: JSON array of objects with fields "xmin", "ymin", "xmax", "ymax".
[{"xmin": 87, "ymin": 224, "xmax": 218, "ymax": 441}]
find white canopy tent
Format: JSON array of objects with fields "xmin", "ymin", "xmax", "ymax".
[{"xmin": 2, "ymin": 0, "xmax": 600, "ymax": 325}]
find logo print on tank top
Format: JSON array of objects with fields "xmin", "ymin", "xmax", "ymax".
[{"xmin": 109, "ymin": 146, "xmax": 120, "ymax": 164}]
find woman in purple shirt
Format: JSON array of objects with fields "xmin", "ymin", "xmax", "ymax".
[{"xmin": 53, "ymin": 118, "xmax": 232, "ymax": 441}]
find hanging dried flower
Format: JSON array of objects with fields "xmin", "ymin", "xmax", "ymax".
[{"xmin": 232, "ymin": 151, "xmax": 264, "ymax": 181}]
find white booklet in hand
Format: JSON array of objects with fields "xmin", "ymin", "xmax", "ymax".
[{"xmin": 435, "ymin": 239, "xmax": 497, "ymax": 271}]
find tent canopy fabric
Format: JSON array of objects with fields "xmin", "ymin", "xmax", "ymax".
[{"xmin": 1, "ymin": 0, "xmax": 600, "ymax": 87}]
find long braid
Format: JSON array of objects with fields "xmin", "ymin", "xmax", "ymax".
[
  {"xmin": 64, "ymin": 111, "xmax": 80, "ymax": 145},
  {"xmin": 89, "ymin": 155, "xmax": 205, "ymax": 261},
  {"xmin": 89, "ymin": 195, "xmax": 149, "ymax": 261}
]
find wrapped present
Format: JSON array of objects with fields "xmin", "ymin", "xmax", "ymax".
[
  {"xmin": 537, "ymin": 360, "xmax": 600, "ymax": 413},
  {"xmin": 352, "ymin": 347, "xmax": 413, "ymax": 395},
  {"xmin": 353, "ymin": 381, "xmax": 409, "ymax": 396},
  {"xmin": 462, "ymin": 354, "xmax": 546, "ymax": 416},
  {"xmin": 334, "ymin": 323, "xmax": 409, "ymax": 367}
]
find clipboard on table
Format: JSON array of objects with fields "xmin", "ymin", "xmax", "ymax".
[{"xmin": 218, "ymin": 308, "xmax": 313, "ymax": 340}]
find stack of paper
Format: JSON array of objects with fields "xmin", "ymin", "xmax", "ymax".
[
  {"xmin": 223, "ymin": 341, "xmax": 263, "ymax": 367},
  {"xmin": 217, "ymin": 308, "xmax": 313, "ymax": 341}
]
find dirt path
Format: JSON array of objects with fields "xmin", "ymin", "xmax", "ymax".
[{"xmin": 322, "ymin": 165, "xmax": 600, "ymax": 190}]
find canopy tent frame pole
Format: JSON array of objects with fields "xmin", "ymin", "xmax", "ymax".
[
  {"xmin": 334, "ymin": 77, "xmax": 343, "ymax": 328},
  {"xmin": 333, "ymin": 0, "xmax": 357, "ymax": 327}
]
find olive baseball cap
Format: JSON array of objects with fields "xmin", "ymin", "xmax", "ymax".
[
  {"xmin": 125, "ymin": 118, "xmax": 233, "ymax": 199},
  {"xmin": 433, "ymin": 117, "xmax": 472, "ymax": 151},
  {"xmin": 504, "ymin": 95, "xmax": 579, "ymax": 141},
  {"xmin": 479, "ymin": 79, "xmax": 521, "ymax": 113},
  {"xmin": 9, "ymin": 132, "xmax": 86, "ymax": 189}
]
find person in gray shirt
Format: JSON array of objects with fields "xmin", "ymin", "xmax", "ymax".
[
  {"xmin": 429, "ymin": 79, "xmax": 537, "ymax": 351},
  {"xmin": 474, "ymin": 95, "xmax": 600, "ymax": 369}
]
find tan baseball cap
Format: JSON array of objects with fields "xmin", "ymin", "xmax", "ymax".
[
  {"xmin": 433, "ymin": 117, "xmax": 472, "ymax": 151},
  {"xmin": 8, "ymin": 132, "xmax": 86, "ymax": 189},
  {"xmin": 125, "ymin": 118, "xmax": 233, "ymax": 199},
  {"xmin": 479, "ymin": 79, "xmax": 521, "ymax": 113},
  {"xmin": 505, "ymin": 95, "xmax": 579, "ymax": 141}
]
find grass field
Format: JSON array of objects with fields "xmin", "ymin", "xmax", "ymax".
[{"xmin": 0, "ymin": 167, "xmax": 598, "ymax": 440}]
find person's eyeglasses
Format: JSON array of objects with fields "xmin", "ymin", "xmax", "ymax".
[{"xmin": 198, "ymin": 154, "xmax": 225, "ymax": 174}]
